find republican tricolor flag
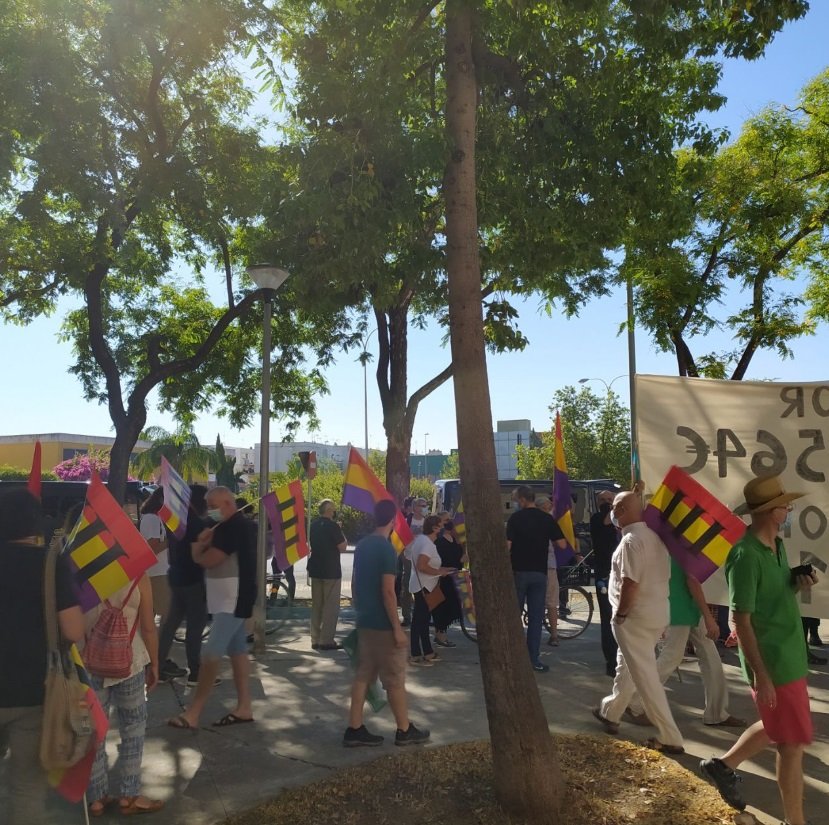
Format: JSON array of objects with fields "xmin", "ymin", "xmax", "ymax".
[
  {"xmin": 157, "ymin": 457, "xmax": 190, "ymax": 539},
  {"xmin": 47, "ymin": 645, "xmax": 109, "ymax": 802},
  {"xmin": 342, "ymin": 447, "xmax": 412, "ymax": 552},
  {"xmin": 552, "ymin": 412, "xmax": 577, "ymax": 565}
]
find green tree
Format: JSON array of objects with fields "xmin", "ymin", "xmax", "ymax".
[
  {"xmin": 214, "ymin": 435, "xmax": 242, "ymax": 493},
  {"xmin": 0, "ymin": 1, "xmax": 341, "ymax": 502},
  {"xmin": 131, "ymin": 426, "xmax": 218, "ymax": 483},
  {"xmin": 625, "ymin": 68, "xmax": 829, "ymax": 379},
  {"xmin": 516, "ymin": 387, "xmax": 631, "ymax": 484}
]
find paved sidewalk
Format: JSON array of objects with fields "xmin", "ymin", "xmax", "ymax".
[{"xmin": 4, "ymin": 611, "xmax": 828, "ymax": 825}]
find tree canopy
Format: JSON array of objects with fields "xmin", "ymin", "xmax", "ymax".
[
  {"xmin": 515, "ymin": 386, "xmax": 631, "ymax": 484},
  {"xmin": 625, "ymin": 67, "xmax": 829, "ymax": 379}
]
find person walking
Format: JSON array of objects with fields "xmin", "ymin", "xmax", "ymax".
[
  {"xmin": 343, "ymin": 499, "xmax": 430, "ymax": 747},
  {"xmin": 535, "ymin": 496, "xmax": 561, "ymax": 646},
  {"xmin": 590, "ymin": 489, "xmax": 619, "ymax": 676},
  {"xmin": 592, "ymin": 490, "xmax": 684, "ymax": 755},
  {"xmin": 168, "ymin": 487, "xmax": 256, "ymax": 729},
  {"xmin": 157, "ymin": 485, "xmax": 209, "ymax": 685},
  {"xmin": 308, "ymin": 499, "xmax": 348, "ymax": 651},
  {"xmin": 700, "ymin": 475, "xmax": 818, "ymax": 825},
  {"xmin": 0, "ymin": 489, "xmax": 84, "ymax": 825},
  {"xmin": 433, "ymin": 515, "xmax": 465, "ymax": 647},
  {"xmin": 139, "ymin": 488, "xmax": 171, "ymax": 629},
  {"xmin": 507, "ymin": 486, "xmax": 567, "ymax": 673},
  {"xmin": 626, "ymin": 557, "xmax": 746, "ymax": 728}
]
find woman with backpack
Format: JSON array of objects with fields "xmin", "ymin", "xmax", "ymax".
[
  {"xmin": 0, "ymin": 489, "xmax": 84, "ymax": 825},
  {"xmin": 82, "ymin": 571, "xmax": 164, "ymax": 816}
]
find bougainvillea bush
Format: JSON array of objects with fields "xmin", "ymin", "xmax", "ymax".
[{"xmin": 53, "ymin": 448, "xmax": 115, "ymax": 481}]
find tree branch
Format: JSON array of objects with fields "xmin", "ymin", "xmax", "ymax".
[
  {"xmin": 220, "ymin": 237, "xmax": 235, "ymax": 309},
  {"xmin": 406, "ymin": 362, "xmax": 454, "ymax": 426},
  {"xmin": 0, "ymin": 275, "xmax": 62, "ymax": 309},
  {"xmin": 374, "ymin": 306, "xmax": 392, "ymax": 409}
]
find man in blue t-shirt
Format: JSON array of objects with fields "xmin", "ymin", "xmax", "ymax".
[{"xmin": 344, "ymin": 499, "xmax": 430, "ymax": 748}]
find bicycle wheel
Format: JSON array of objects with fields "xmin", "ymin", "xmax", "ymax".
[
  {"xmin": 556, "ymin": 586, "xmax": 593, "ymax": 640},
  {"xmin": 264, "ymin": 578, "xmax": 293, "ymax": 635}
]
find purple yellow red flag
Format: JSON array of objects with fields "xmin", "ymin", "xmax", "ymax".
[
  {"xmin": 643, "ymin": 465, "xmax": 747, "ymax": 583},
  {"xmin": 48, "ymin": 644, "xmax": 109, "ymax": 802},
  {"xmin": 27, "ymin": 440, "xmax": 42, "ymax": 499},
  {"xmin": 341, "ymin": 447, "xmax": 413, "ymax": 552},
  {"xmin": 453, "ymin": 499, "xmax": 466, "ymax": 543},
  {"xmin": 552, "ymin": 412, "xmax": 577, "ymax": 565},
  {"xmin": 262, "ymin": 480, "xmax": 310, "ymax": 572},
  {"xmin": 63, "ymin": 473, "xmax": 157, "ymax": 611},
  {"xmin": 157, "ymin": 457, "xmax": 190, "ymax": 539},
  {"xmin": 452, "ymin": 570, "xmax": 476, "ymax": 632}
]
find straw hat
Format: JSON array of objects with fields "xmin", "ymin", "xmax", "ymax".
[{"xmin": 735, "ymin": 474, "xmax": 804, "ymax": 515}]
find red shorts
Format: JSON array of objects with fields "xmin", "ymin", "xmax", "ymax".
[{"xmin": 752, "ymin": 677, "xmax": 813, "ymax": 745}]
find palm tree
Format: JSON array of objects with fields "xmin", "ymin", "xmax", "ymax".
[{"xmin": 131, "ymin": 426, "xmax": 218, "ymax": 483}]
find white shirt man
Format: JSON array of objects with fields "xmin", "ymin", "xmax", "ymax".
[{"xmin": 593, "ymin": 490, "xmax": 683, "ymax": 753}]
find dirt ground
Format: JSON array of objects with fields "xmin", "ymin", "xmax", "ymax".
[{"xmin": 223, "ymin": 734, "xmax": 746, "ymax": 825}]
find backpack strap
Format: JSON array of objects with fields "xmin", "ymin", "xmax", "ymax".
[{"xmin": 121, "ymin": 578, "xmax": 142, "ymax": 642}]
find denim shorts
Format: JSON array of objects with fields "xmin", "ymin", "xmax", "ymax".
[{"xmin": 202, "ymin": 613, "xmax": 248, "ymax": 659}]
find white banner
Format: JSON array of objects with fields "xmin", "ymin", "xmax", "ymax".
[{"xmin": 636, "ymin": 374, "xmax": 829, "ymax": 618}]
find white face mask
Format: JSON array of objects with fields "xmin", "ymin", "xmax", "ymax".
[
  {"xmin": 780, "ymin": 510, "xmax": 793, "ymax": 532},
  {"xmin": 207, "ymin": 507, "xmax": 224, "ymax": 523},
  {"xmin": 610, "ymin": 512, "xmax": 621, "ymax": 529}
]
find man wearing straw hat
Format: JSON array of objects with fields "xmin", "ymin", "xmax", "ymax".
[{"xmin": 700, "ymin": 475, "xmax": 818, "ymax": 825}]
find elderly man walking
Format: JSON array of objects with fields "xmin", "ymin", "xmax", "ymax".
[
  {"xmin": 592, "ymin": 490, "xmax": 684, "ymax": 754},
  {"xmin": 700, "ymin": 475, "xmax": 817, "ymax": 825}
]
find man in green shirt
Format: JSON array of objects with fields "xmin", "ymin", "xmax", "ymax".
[{"xmin": 700, "ymin": 475, "xmax": 818, "ymax": 825}]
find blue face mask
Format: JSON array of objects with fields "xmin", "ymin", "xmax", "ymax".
[
  {"xmin": 780, "ymin": 511, "xmax": 792, "ymax": 532},
  {"xmin": 207, "ymin": 508, "xmax": 223, "ymax": 523}
]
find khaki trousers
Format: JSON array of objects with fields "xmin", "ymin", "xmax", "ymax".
[
  {"xmin": 628, "ymin": 616, "xmax": 731, "ymax": 724},
  {"xmin": 600, "ymin": 619, "xmax": 684, "ymax": 749},
  {"xmin": 311, "ymin": 577, "xmax": 342, "ymax": 645}
]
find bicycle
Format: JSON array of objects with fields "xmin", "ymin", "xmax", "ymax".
[{"xmin": 521, "ymin": 560, "xmax": 595, "ymax": 640}]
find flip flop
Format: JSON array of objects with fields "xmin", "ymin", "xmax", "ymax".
[
  {"xmin": 213, "ymin": 713, "xmax": 254, "ymax": 727},
  {"xmin": 167, "ymin": 715, "xmax": 193, "ymax": 730},
  {"xmin": 88, "ymin": 796, "xmax": 115, "ymax": 817}
]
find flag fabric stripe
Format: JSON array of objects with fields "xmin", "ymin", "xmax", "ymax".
[
  {"xmin": 643, "ymin": 465, "xmax": 746, "ymax": 584},
  {"xmin": 158, "ymin": 457, "xmax": 190, "ymax": 540},
  {"xmin": 27, "ymin": 440, "xmax": 42, "ymax": 499},
  {"xmin": 342, "ymin": 447, "xmax": 413, "ymax": 551},
  {"xmin": 63, "ymin": 474, "xmax": 157, "ymax": 611},
  {"xmin": 452, "ymin": 570, "xmax": 476, "ymax": 631},
  {"xmin": 453, "ymin": 499, "xmax": 466, "ymax": 542},
  {"xmin": 552, "ymin": 413, "xmax": 577, "ymax": 565}
]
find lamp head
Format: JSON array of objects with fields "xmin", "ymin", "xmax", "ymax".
[{"xmin": 246, "ymin": 264, "xmax": 291, "ymax": 292}]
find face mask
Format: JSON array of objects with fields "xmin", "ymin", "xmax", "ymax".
[
  {"xmin": 780, "ymin": 511, "xmax": 792, "ymax": 532},
  {"xmin": 610, "ymin": 512, "xmax": 621, "ymax": 529},
  {"xmin": 207, "ymin": 508, "xmax": 223, "ymax": 523},
  {"xmin": 599, "ymin": 502, "xmax": 612, "ymax": 515}
]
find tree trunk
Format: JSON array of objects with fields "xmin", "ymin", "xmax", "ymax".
[
  {"xmin": 386, "ymin": 425, "xmax": 412, "ymax": 504},
  {"xmin": 443, "ymin": 3, "xmax": 563, "ymax": 821},
  {"xmin": 107, "ymin": 409, "xmax": 147, "ymax": 504}
]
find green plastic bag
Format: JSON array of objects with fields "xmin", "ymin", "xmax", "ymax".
[{"xmin": 342, "ymin": 629, "xmax": 387, "ymax": 713}]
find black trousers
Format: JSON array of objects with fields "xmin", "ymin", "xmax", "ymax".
[
  {"xmin": 410, "ymin": 591, "xmax": 434, "ymax": 657},
  {"xmin": 596, "ymin": 586, "xmax": 617, "ymax": 668},
  {"xmin": 158, "ymin": 581, "xmax": 208, "ymax": 677}
]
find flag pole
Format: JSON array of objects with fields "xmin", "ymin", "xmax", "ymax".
[{"xmin": 626, "ymin": 272, "xmax": 640, "ymax": 487}]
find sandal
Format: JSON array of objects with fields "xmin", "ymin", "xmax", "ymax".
[
  {"xmin": 119, "ymin": 796, "xmax": 164, "ymax": 815},
  {"xmin": 89, "ymin": 796, "xmax": 115, "ymax": 817}
]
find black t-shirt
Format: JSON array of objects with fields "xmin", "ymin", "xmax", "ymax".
[
  {"xmin": 435, "ymin": 534, "xmax": 464, "ymax": 570},
  {"xmin": 307, "ymin": 517, "xmax": 346, "ymax": 579},
  {"xmin": 506, "ymin": 507, "xmax": 564, "ymax": 574},
  {"xmin": 211, "ymin": 512, "xmax": 257, "ymax": 619},
  {"xmin": 0, "ymin": 542, "xmax": 78, "ymax": 707},
  {"xmin": 167, "ymin": 512, "xmax": 207, "ymax": 587},
  {"xmin": 589, "ymin": 512, "xmax": 618, "ymax": 580}
]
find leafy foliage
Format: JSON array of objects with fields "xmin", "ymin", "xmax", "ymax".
[
  {"xmin": 515, "ymin": 386, "xmax": 631, "ymax": 485},
  {"xmin": 53, "ymin": 448, "xmax": 121, "ymax": 482},
  {"xmin": 130, "ymin": 426, "xmax": 217, "ymax": 482},
  {"xmin": 0, "ymin": 464, "xmax": 58, "ymax": 481},
  {"xmin": 625, "ymin": 68, "xmax": 829, "ymax": 378}
]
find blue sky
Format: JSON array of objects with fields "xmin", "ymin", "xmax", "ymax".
[{"xmin": 2, "ymin": 7, "xmax": 828, "ymax": 458}]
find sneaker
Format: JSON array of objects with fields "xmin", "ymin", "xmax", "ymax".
[
  {"xmin": 159, "ymin": 660, "xmax": 187, "ymax": 681},
  {"xmin": 424, "ymin": 652, "xmax": 441, "ymax": 662},
  {"xmin": 531, "ymin": 662, "xmax": 549, "ymax": 673},
  {"xmin": 433, "ymin": 636, "xmax": 456, "ymax": 648},
  {"xmin": 395, "ymin": 723, "xmax": 430, "ymax": 746},
  {"xmin": 343, "ymin": 725, "xmax": 384, "ymax": 748},
  {"xmin": 317, "ymin": 642, "xmax": 344, "ymax": 651},
  {"xmin": 699, "ymin": 757, "xmax": 746, "ymax": 811}
]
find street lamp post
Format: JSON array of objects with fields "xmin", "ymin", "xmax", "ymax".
[
  {"xmin": 578, "ymin": 375, "xmax": 628, "ymax": 482},
  {"xmin": 359, "ymin": 328, "xmax": 377, "ymax": 461},
  {"xmin": 424, "ymin": 433, "xmax": 429, "ymax": 478},
  {"xmin": 247, "ymin": 264, "xmax": 291, "ymax": 655}
]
